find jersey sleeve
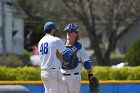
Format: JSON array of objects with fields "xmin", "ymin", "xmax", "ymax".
[
  {"xmin": 80, "ymin": 46, "xmax": 92, "ymax": 69},
  {"xmin": 80, "ymin": 45, "xmax": 91, "ymax": 62},
  {"xmin": 55, "ymin": 38, "xmax": 67, "ymax": 54}
]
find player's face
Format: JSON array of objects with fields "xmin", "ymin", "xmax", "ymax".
[
  {"xmin": 51, "ymin": 29, "xmax": 56, "ymax": 36},
  {"xmin": 67, "ymin": 31, "xmax": 77, "ymax": 42}
]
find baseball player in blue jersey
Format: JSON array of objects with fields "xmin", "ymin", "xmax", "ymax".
[
  {"xmin": 38, "ymin": 22, "xmax": 80, "ymax": 93},
  {"xmin": 59, "ymin": 23, "xmax": 96, "ymax": 93}
]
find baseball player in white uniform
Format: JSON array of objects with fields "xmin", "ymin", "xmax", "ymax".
[
  {"xmin": 60, "ymin": 23, "xmax": 94, "ymax": 93},
  {"xmin": 38, "ymin": 22, "xmax": 80, "ymax": 93}
]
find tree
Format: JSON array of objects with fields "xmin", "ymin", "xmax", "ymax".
[
  {"xmin": 62, "ymin": 0, "xmax": 140, "ymax": 66},
  {"xmin": 16, "ymin": 0, "xmax": 70, "ymax": 28},
  {"xmin": 125, "ymin": 36, "xmax": 140, "ymax": 66},
  {"xmin": 16, "ymin": 0, "xmax": 45, "ymax": 45}
]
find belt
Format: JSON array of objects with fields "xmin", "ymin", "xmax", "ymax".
[
  {"xmin": 63, "ymin": 72, "xmax": 79, "ymax": 76},
  {"xmin": 42, "ymin": 68, "xmax": 60, "ymax": 71},
  {"xmin": 50, "ymin": 68, "xmax": 60, "ymax": 69}
]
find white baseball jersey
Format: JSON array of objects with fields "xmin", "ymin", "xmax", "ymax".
[{"xmin": 38, "ymin": 34, "xmax": 67, "ymax": 70}]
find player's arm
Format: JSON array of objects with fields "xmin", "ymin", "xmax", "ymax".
[
  {"xmin": 83, "ymin": 59, "xmax": 95, "ymax": 85},
  {"xmin": 79, "ymin": 45, "xmax": 99, "ymax": 93},
  {"xmin": 83, "ymin": 60, "xmax": 93, "ymax": 79},
  {"xmin": 84, "ymin": 60, "xmax": 92, "ymax": 72},
  {"xmin": 80, "ymin": 45, "xmax": 92, "ymax": 70},
  {"xmin": 79, "ymin": 45, "xmax": 94, "ymax": 78},
  {"xmin": 81, "ymin": 54, "xmax": 99, "ymax": 92},
  {"xmin": 56, "ymin": 39, "xmax": 79, "ymax": 63}
]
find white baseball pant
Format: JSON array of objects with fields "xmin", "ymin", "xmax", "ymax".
[
  {"xmin": 41, "ymin": 68, "xmax": 62, "ymax": 93},
  {"xmin": 60, "ymin": 73, "xmax": 81, "ymax": 93}
]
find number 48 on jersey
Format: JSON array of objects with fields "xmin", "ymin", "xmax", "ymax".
[{"xmin": 40, "ymin": 42, "xmax": 48, "ymax": 54}]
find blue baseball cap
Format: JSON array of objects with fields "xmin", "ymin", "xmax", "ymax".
[{"xmin": 44, "ymin": 22, "xmax": 58, "ymax": 31}]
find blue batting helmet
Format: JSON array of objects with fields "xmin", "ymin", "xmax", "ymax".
[
  {"xmin": 64, "ymin": 23, "xmax": 79, "ymax": 33},
  {"xmin": 44, "ymin": 22, "xmax": 58, "ymax": 31}
]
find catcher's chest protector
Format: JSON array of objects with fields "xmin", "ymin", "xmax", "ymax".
[{"xmin": 62, "ymin": 46, "xmax": 79, "ymax": 69}]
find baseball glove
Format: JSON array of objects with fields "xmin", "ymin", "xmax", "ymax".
[
  {"xmin": 88, "ymin": 74, "xmax": 99, "ymax": 93},
  {"xmin": 56, "ymin": 50, "xmax": 63, "ymax": 61}
]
